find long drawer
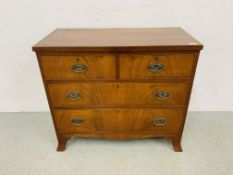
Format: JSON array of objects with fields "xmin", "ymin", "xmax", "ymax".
[
  {"xmin": 53, "ymin": 108, "xmax": 185, "ymax": 133},
  {"xmin": 39, "ymin": 54, "xmax": 116, "ymax": 80},
  {"xmin": 120, "ymin": 53, "xmax": 196, "ymax": 79},
  {"xmin": 48, "ymin": 82, "xmax": 189, "ymax": 107}
]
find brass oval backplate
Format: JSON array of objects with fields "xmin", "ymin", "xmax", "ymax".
[
  {"xmin": 155, "ymin": 91, "xmax": 169, "ymax": 100},
  {"xmin": 72, "ymin": 118, "xmax": 84, "ymax": 126},
  {"xmin": 66, "ymin": 92, "xmax": 81, "ymax": 100},
  {"xmin": 153, "ymin": 118, "xmax": 166, "ymax": 125},
  {"xmin": 147, "ymin": 63, "xmax": 164, "ymax": 72},
  {"xmin": 72, "ymin": 63, "xmax": 87, "ymax": 73}
]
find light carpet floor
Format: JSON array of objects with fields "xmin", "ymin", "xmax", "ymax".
[{"xmin": 0, "ymin": 112, "xmax": 232, "ymax": 175}]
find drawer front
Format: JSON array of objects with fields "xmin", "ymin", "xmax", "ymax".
[
  {"xmin": 119, "ymin": 53, "xmax": 196, "ymax": 79},
  {"xmin": 39, "ymin": 54, "xmax": 116, "ymax": 80},
  {"xmin": 48, "ymin": 82, "xmax": 189, "ymax": 107},
  {"xmin": 53, "ymin": 109, "xmax": 184, "ymax": 133}
]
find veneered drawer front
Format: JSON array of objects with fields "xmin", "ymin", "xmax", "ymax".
[
  {"xmin": 48, "ymin": 82, "xmax": 189, "ymax": 107},
  {"xmin": 119, "ymin": 53, "xmax": 196, "ymax": 79},
  {"xmin": 39, "ymin": 54, "xmax": 116, "ymax": 80},
  {"xmin": 53, "ymin": 108, "xmax": 184, "ymax": 133}
]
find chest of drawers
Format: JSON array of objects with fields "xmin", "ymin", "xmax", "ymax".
[{"xmin": 33, "ymin": 28, "xmax": 203, "ymax": 152}]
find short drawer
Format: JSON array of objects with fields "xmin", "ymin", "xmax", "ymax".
[
  {"xmin": 39, "ymin": 54, "xmax": 116, "ymax": 80},
  {"xmin": 119, "ymin": 53, "xmax": 196, "ymax": 79},
  {"xmin": 53, "ymin": 108, "xmax": 185, "ymax": 133},
  {"xmin": 48, "ymin": 82, "xmax": 189, "ymax": 107}
]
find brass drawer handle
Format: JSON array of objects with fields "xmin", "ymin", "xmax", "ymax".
[
  {"xmin": 153, "ymin": 118, "xmax": 166, "ymax": 125},
  {"xmin": 72, "ymin": 118, "xmax": 84, "ymax": 126},
  {"xmin": 67, "ymin": 92, "xmax": 81, "ymax": 100},
  {"xmin": 155, "ymin": 91, "xmax": 169, "ymax": 100},
  {"xmin": 72, "ymin": 63, "xmax": 87, "ymax": 72},
  {"xmin": 148, "ymin": 63, "xmax": 164, "ymax": 72}
]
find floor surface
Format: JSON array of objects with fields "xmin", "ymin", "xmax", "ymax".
[{"xmin": 0, "ymin": 112, "xmax": 232, "ymax": 175}]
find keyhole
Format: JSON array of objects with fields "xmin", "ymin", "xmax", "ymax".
[
  {"xmin": 116, "ymin": 84, "xmax": 119, "ymax": 88},
  {"xmin": 154, "ymin": 57, "xmax": 159, "ymax": 63}
]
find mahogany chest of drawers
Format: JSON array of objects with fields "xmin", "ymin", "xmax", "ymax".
[{"xmin": 32, "ymin": 28, "xmax": 203, "ymax": 152}]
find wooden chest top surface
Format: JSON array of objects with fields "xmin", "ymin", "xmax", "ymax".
[{"xmin": 32, "ymin": 28, "xmax": 203, "ymax": 52}]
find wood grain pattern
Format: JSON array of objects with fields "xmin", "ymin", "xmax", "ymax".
[
  {"xmin": 32, "ymin": 28, "xmax": 203, "ymax": 52},
  {"xmin": 62, "ymin": 133, "xmax": 178, "ymax": 141},
  {"xmin": 54, "ymin": 108, "xmax": 185, "ymax": 133},
  {"xmin": 33, "ymin": 28, "xmax": 203, "ymax": 152},
  {"xmin": 170, "ymin": 134, "xmax": 183, "ymax": 152},
  {"xmin": 47, "ymin": 82, "xmax": 190, "ymax": 107},
  {"xmin": 120, "ymin": 53, "xmax": 196, "ymax": 79},
  {"xmin": 40, "ymin": 54, "xmax": 116, "ymax": 80}
]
